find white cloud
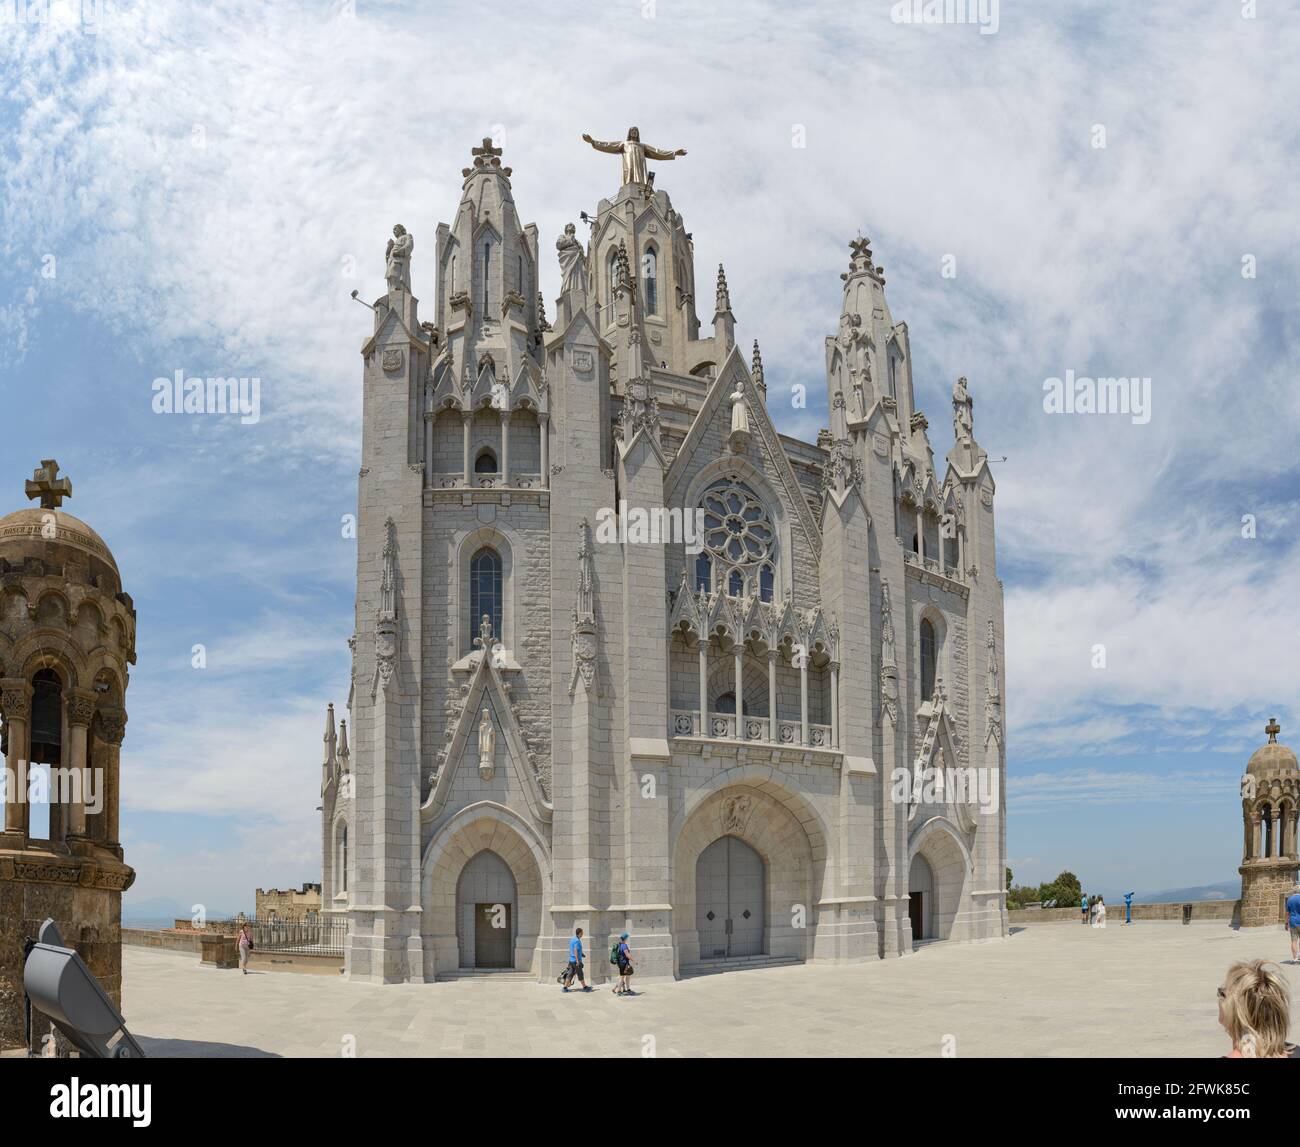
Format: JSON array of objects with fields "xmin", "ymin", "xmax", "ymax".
[{"xmin": 2, "ymin": 0, "xmax": 1298, "ymax": 767}]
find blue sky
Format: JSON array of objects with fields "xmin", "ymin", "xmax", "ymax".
[{"xmin": 1, "ymin": 0, "xmax": 1297, "ymax": 914}]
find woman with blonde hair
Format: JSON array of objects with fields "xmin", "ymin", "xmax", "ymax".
[{"xmin": 1217, "ymin": 959, "xmax": 1299, "ymax": 1057}]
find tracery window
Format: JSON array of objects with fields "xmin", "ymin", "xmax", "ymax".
[
  {"xmin": 920, "ymin": 618, "xmax": 937, "ymax": 703},
  {"xmin": 643, "ymin": 247, "xmax": 658, "ymax": 314},
  {"xmin": 469, "ymin": 547, "xmax": 503, "ymax": 648},
  {"xmin": 700, "ymin": 478, "xmax": 776, "ymax": 598}
]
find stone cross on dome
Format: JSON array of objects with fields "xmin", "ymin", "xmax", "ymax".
[
  {"xmin": 1266, "ymin": 717, "xmax": 1281, "ymax": 744},
  {"xmin": 25, "ymin": 458, "xmax": 72, "ymax": 509}
]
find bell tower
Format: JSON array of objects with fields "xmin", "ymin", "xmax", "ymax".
[{"xmin": 1239, "ymin": 717, "xmax": 1300, "ymax": 927}]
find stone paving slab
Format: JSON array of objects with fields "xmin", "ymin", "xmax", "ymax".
[{"xmin": 119, "ymin": 922, "xmax": 1300, "ymax": 1058}]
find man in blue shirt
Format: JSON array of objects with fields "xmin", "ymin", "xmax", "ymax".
[
  {"xmin": 1286, "ymin": 885, "xmax": 1300, "ymax": 964},
  {"xmin": 1124, "ymin": 891, "xmax": 1134, "ymax": 925},
  {"xmin": 1081, "ymin": 893, "xmax": 1088, "ymax": 926},
  {"xmin": 562, "ymin": 927, "xmax": 591, "ymax": 992}
]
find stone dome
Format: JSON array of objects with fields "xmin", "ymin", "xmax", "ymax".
[
  {"xmin": 0, "ymin": 461, "xmax": 122, "ymax": 595},
  {"xmin": 1247, "ymin": 719, "xmax": 1298, "ymax": 779},
  {"xmin": 0, "ymin": 507, "xmax": 121, "ymax": 594}
]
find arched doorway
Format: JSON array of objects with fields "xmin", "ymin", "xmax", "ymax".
[
  {"xmin": 455, "ymin": 849, "xmax": 517, "ymax": 969},
  {"xmin": 908, "ymin": 853, "xmax": 935, "ymax": 941},
  {"xmin": 695, "ymin": 836, "xmax": 765, "ymax": 959}
]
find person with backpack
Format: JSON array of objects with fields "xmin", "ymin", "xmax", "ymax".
[{"xmin": 611, "ymin": 932, "xmax": 634, "ymax": 995}]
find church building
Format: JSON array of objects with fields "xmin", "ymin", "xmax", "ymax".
[{"xmin": 318, "ymin": 130, "xmax": 1008, "ymax": 983}]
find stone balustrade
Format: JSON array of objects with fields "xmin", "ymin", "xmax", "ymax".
[
  {"xmin": 670, "ymin": 708, "xmax": 833, "ymax": 750},
  {"xmin": 432, "ymin": 472, "xmax": 545, "ymax": 490}
]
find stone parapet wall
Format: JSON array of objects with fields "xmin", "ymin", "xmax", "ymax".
[
  {"xmin": 1009, "ymin": 900, "xmax": 1242, "ymax": 924},
  {"xmin": 123, "ymin": 927, "xmax": 207, "ymax": 952}
]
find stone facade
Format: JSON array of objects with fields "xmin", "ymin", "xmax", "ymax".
[
  {"xmin": 0, "ymin": 460, "xmax": 136, "ymax": 1049},
  {"xmin": 1238, "ymin": 718, "xmax": 1300, "ymax": 928},
  {"xmin": 256, "ymin": 883, "xmax": 323, "ymax": 921},
  {"xmin": 319, "ymin": 134, "xmax": 1008, "ymax": 984}
]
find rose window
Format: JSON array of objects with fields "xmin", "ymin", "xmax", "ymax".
[{"xmin": 700, "ymin": 480, "xmax": 776, "ymax": 599}]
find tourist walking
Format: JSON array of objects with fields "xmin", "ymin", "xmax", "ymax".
[
  {"xmin": 1217, "ymin": 959, "xmax": 1300, "ymax": 1057},
  {"xmin": 1124, "ymin": 891, "xmax": 1134, "ymax": 925},
  {"xmin": 237, "ymin": 921, "xmax": 253, "ymax": 974},
  {"xmin": 561, "ymin": 927, "xmax": 591, "ymax": 992},
  {"xmin": 612, "ymin": 932, "xmax": 635, "ymax": 995},
  {"xmin": 1286, "ymin": 883, "xmax": 1300, "ymax": 964},
  {"xmin": 1081, "ymin": 893, "xmax": 1089, "ymax": 926}
]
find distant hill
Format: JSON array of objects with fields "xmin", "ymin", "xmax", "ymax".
[
  {"xmin": 1134, "ymin": 880, "xmax": 1240, "ymax": 904},
  {"xmin": 121, "ymin": 895, "xmax": 248, "ymax": 926},
  {"xmin": 1084, "ymin": 880, "xmax": 1240, "ymax": 904}
]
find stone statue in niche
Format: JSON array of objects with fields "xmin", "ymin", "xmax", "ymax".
[{"xmin": 477, "ymin": 707, "xmax": 496, "ymax": 781}]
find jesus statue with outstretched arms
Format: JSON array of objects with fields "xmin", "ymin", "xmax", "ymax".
[{"xmin": 581, "ymin": 126, "xmax": 686, "ymax": 187}]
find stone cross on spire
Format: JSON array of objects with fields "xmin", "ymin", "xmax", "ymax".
[
  {"xmin": 25, "ymin": 459, "xmax": 72, "ymax": 509},
  {"xmin": 472, "ymin": 137, "xmax": 502, "ymax": 159},
  {"xmin": 1266, "ymin": 717, "xmax": 1281, "ymax": 744}
]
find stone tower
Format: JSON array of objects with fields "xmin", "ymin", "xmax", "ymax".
[
  {"xmin": 1238, "ymin": 717, "xmax": 1300, "ymax": 928},
  {"xmin": 0, "ymin": 460, "xmax": 136, "ymax": 1051}
]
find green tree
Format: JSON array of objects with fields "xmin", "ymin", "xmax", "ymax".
[
  {"xmin": 1005, "ymin": 866, "xmax": 1013, "ymax": 891},
  {"xmin": 1039, "ymin": 870, "xmax": 1081, "ymax": 907}
]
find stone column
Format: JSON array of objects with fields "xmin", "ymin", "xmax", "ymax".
[
  {"xmin": 938, "ymin": 520, "xmax": 946, "ymax": 571},
  {"xmin": 423, "ymin": 409, "xmax": 434, "ymax": 489},
  {"xmin": 799, "ymin": 655, "xmax": 809, "ymax": 747},
  {"xmin": 461, "ymin": 410, "xmax": 472, "ymax": 486},
  {"xmin": 1272, "ymin": 807, "xmax": 1283, "ymax": 859},
  {"xmin": 500, "ymin": 409, "xmax": 511, "ymax": 485},
  {"xmin": 733, "ymin": 642, "xmax": 744, "ymax": 741},
  {"xmin": 539, "ymin": 413, "xmax": 550, "ymax": 487},
  {"xmin": 957, "ymin": 527, "xmax": 965, "ymax": 574},
  {"xmin": 97, "ymin": 708, "xmax": 127, "ymax": 852},
  {"xmin": 767, "ymin": 649, "xmax": 777, "ymax": 743},
  {"xmin": 64, "ymin": 689, "xmax": 97, "ymax": 843},
  {"xmin": 697, "ymin": 635, "xmax": 708, "ymax": 736},
  {"xmin": 1, "ymin": 679, "xmax": 32, "ymax": 842},
  {"xmin": 1253, "ymin": 811, "xmax": 1262, "ymax": 861},
  {"xmin": 829, "ymin": 661, "xmax": 840, "ymax": 749},
  {"xmin": 916, "ymin": 507, "xmax": 924, "ymax": 561}
]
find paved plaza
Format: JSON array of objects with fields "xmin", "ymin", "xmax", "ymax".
[{"xmin": 120, "ymin": 922, "xmax": 1300, "ymax": 1058}]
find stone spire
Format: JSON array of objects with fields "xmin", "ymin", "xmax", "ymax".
[
  {"xmin": 615, "ymin": 239, "xmax": 634, "ymax": 296},
  {"xmin": 322, "ymin": 702, "xmax": 338, "ymax": 789},
  {"xmin": 337, "ymin": 718, "xmax": 350, "ymax": 773},
  {"xmin": 712, "ymin": 264, "xmax": 735, "ymax": 350},
  {"xmin": 751, "ymin": 339, "xmax": 766, "ymax": 400}
]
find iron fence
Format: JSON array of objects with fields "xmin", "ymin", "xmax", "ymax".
[{"xmin": 249, "ymin": 915, "xmax": 347, "ymax": 957}]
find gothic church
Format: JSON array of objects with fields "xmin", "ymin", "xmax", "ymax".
[{"xmin": 319, "ymin": 130, "xmax": 1008, "ymax": 983}]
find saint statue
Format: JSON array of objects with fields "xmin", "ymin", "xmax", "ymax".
[
  {"xmin": 477, "ymin": 707, "xmax": 495, "ymax": 780},
  {"xmin": 385, "ymin": 224, "xmax": 414, "ymax": 293},
  {"xmin": 556, "ymin": 222, "xmax": 589, "ymax": 296},
  {"xmin": 728, "ymin": 384, "xmax": 748, "ymax": 436},
  {"xmin": 953, "ymin": 376, "xmax": 974, "ymax": 444},
  {"xmin": 581, "ymin": 127, "xmax": 686, "ymax": 187}
]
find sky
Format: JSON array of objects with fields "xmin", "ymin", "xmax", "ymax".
[{"xmin": 0, "ymin": 0, "xmax": 1297, "ymax": 916}]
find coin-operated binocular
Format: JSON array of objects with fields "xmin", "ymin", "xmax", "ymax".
[{"xmin": 22, "ymin": 918, "xmax": 146, "ymax": 1058}]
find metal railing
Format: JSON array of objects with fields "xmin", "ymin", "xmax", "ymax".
[{"xmin": 250, "ymin": 915, "xmax": 346, "ymax": 957}]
